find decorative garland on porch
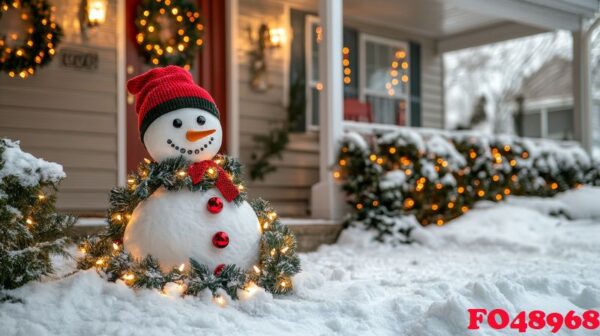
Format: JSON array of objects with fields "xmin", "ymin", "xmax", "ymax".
[
  {"xmin": 0, "ymin": 0, "xmax": 62, "ymax": 79},
  {"xmin": 134, "ymin": 0, "xmax": 204, "ymax": 67},
  {"xmin": 77, "ymin": 155, "xmax": 301, "ymax": 299}
]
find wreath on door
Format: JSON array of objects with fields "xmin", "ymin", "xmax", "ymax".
[
  {"xmin": 0, "ymin": 0, "xmax": 62, "ymax": 79},
  {"xmin": 134, "ymin": 0, "xmax": 203, "ymax": 68}
]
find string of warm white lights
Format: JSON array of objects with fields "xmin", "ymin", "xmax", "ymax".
[
  {"xmin": 77, "ymin": 155, "xmax": 300, "ymax": 303},
  {"xmin": 385, "ymin": 49, "xmax": 409, "ymax": 96},
  {"xmin": 335, "ymin": 132, "xmax": 599, "ymax": 242},
  {"xmin": 0, "ymin": 0, "xmax": 62, "ymax": 79}
]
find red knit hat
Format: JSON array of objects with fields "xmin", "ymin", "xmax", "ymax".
[{"xmin": 127, "ymin": 66, "xmax": 219, "ymax": 142}]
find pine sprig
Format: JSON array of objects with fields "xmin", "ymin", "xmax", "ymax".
[{"xmin": 0, "ymin": 139, "xmax": 75, "ymax": 290}]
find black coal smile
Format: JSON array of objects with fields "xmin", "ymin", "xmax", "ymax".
[{"xmin": 167, "ymin": 137, "xmax": 215, "ymax": 155}]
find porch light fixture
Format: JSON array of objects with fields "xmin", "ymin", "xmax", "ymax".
[
  {"xmin": 79, "ymin": 0, "xmax": 107, "ymax": 38},
  {"xmin": 86, "ymin": 0, "xmax": 107, "ymax": 26},
  {"xmin": 268, "ymin": 27, "xmax": 285, "ymax": 48},
  {"xmin": 247, "ymin": 23, "xmax": 286, "ymax": 91}
]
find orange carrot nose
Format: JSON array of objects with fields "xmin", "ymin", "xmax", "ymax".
[{"xmin": 186, "ymin": 129, "xmax": 216, "ymax": 142}]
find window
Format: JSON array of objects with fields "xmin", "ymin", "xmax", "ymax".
[
  {"xmin": 304, "ymin": 16, "xmax": 359, "ymax": 129},
  {"xmin": 305, "ymin": 15, "xmax": 321, "ymax": 129},
  {"xmin": 359, "ymin": 34, "xmax": 410, "ymax": 126},
  {"xmin": 522, "ymin": 105, "xmax": 573, "ymax": 140},
  {"xmin": 295, "ymin": 11, "xmax": 415, "ymax": 130}
]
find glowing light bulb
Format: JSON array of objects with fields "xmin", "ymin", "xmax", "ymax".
[
  {"xmin": 178, "ymin": 263, "xmax": 185, "ymax": 272},
  {"xmin": 214, "ymin": 295, "xmax": 226, "ymax": 307}
]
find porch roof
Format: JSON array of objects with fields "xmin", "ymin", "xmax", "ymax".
[{"xmin": 285, "ymin": 0, "xmax": 599, "ymax": 52}]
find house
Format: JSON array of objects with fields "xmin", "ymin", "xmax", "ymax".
[
  {"xmin": 0, "ymin": 0, "xmax": 598, "ymax": 232},
  {"xmin": 519, "ymin": 56, "xmax": 600, "ymax": 145}
]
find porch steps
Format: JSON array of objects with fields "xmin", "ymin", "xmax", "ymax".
[
  {"xmin": 71, "ymin": 217, "xmax": 343, "ymax": 252},
  {"xmin": 242, "ymin": 132, "xmax": 320, "ymax": 218}
]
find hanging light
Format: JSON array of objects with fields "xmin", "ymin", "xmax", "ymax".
[{"xmin": 86, "ymin": 0, "xmax": 107, "ymax": 26}]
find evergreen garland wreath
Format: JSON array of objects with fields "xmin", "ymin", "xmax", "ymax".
[
  {"xmin": 77, "ymin": 155, "xmax": 301, "ymax": 299},
  {"xmin": 134, "ymin": 0, "xmax": 204, "ymax": 67},
  {"xmin": 0, "ymin": 0, "xmax": 62, "ymax": 79}
]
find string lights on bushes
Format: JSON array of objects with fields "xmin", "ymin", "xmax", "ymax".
[{"xmin": 336, "ymin": 131, "xmax": 600, "ymax": 243}]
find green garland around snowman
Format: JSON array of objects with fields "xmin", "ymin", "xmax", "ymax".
[{"xmin": 78, "ymin": 66, "xmax": 300, "ymax": 301}]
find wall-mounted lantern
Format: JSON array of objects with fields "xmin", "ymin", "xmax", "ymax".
[
  {"xmin": 79, "ymin": 0, "xmax": 107, "ymax": 38},
  {"xmin": 247, "ymin": 23, "xmax": 285, "ymax": 92},
  {"xmin": 268, "ymin": 27, "xmax": 285, "ymax": 49},
  {"xmin": 86, "ymin": 0, "xmax": 107, "ymax": 26}
]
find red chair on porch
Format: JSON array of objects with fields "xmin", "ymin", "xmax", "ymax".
[{"xmin": 344, "ymin": 99, "xmax": 373, "ymax": 123}]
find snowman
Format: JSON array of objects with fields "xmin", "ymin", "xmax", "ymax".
[{"xmin": 123, "ymin": 66, "xmax": 261, "ymax": 274}]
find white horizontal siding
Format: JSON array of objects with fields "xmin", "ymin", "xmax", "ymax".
[
  {"xmin": 238, "ymin": 0, "xmax": 319, "ymax": 217},
  {"xmin": 0, "ymin": 0, "xmax": 118, "ymax": 214},
  {"xmin": 235, "ymin": 0, "xmax": 445, "ymax": 215}
]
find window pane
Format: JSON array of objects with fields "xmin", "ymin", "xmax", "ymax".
[
  {"xmin": 523, "ymin": 112, "xmax": 542, "ymax": 138},
  {"xmin": 366, "ymin": 95, "xmax": 407, "ymax": 126},
  {"xmin": 547, "ymin": 108, "xmax": 573, "ymax": 140},
  {"xmin": 365, "ymin": 40, "xmax": 408, "ymax": 97},
  {"xmin": 310, "ymin": 22, "xmax": 320, "ymax": 82},
  {"xmin": 312, "ymin": 88, "xmax": 320, "ymax": 126}
]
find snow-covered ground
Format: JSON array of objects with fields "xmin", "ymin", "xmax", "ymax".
[{"xmin": 2, "ymin": 188, "xmax": 600, "ymax": 336}]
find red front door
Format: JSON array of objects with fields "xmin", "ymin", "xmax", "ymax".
[{"xmin": 124, "ymin": 0, "xmax": 228, "ymax": 173}]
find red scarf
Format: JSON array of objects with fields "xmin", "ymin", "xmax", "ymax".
[{"xmin": 187, "ymin": 160, "xmax": 240, "ymax": 202}]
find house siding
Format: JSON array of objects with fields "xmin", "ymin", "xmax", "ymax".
[
  {"xmin": 0, "ymin": 0, "xmax": 118, "ymax": 214},
  {"xmin": 237, "ymin": 0, "xmax": 318, "ymax": 217},
  {"xmin": 236, "ymin": 0, "xmax": 444, "ymax": 217}
]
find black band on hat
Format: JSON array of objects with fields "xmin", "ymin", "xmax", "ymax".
[{"xmin": 140, "ymin": 96, "xmax": 220, "ymax": 142}]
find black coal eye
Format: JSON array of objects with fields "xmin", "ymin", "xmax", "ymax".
[
  {"xmin": 172, "ymin": 119, "xmax": 182, "ymax": 128},
  {"xmin": 196, "ymin": 116, "xmax": 206, "ymax": 125}
]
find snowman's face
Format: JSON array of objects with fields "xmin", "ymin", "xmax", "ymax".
[{"xmin": 143, "ymin": 108, "xmax": 222, "ymax": 163}]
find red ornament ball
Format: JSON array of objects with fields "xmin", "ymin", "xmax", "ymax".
[
  {"xmin": 207, "ymin": 197, "xmax": 223, "ymax": 214},
  {"xmin": 212, "ymin": 231, "xmax": 229, "ymax": 248},
  {"xmin": 214, "ymin": 264, "xmax": 225, "ymax": 276}
]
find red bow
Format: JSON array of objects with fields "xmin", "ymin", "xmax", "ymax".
[{"xmin": 187, "ymin": 160, "xmax": 240, "ymax": 202}]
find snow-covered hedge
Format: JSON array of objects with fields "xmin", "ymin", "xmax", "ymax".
[
  {"xmin": 0, "ymin": 139, "xmax": 75, "ymax": 290},
  {"xmin": 336, "ymin": 130, "xmax": 600, "ymax": 243}
]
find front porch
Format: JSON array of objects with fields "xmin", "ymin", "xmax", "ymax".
[{"xmin": 230, "ymin": 0, "xmax": 600, "ymax": 227}]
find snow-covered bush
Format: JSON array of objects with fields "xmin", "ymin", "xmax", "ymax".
[
  {"xmin": 336, "ymin": 131, "xmax": 599, "ymax": 243},
  {"xmin": 0, "ymin": 139, "xmax": 75, "ymax": 290}
]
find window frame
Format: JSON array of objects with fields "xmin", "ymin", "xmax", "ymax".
[
  {"xmin": 303, "ymin": 20, "xmax": 413, "ymax": 130},
  {"xmin": 304, "ymin": 14, "xmax": 321, "ymax": 132},
  {"xmin": 523, "ymin": 97, "xmax": 574, "ymax": 139},
  {"xmin": 358, "ymin": 33, "xmax": 411, "ymax": 127}
]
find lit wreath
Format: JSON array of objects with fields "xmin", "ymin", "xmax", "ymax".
[
  {"xmin": 0, "ymin": 0, "xmax": 62, "ymax": 79},
  {"xmin": 77, "ymin": 155, "xmax": 301, "ymax": 301},
  {"xmin": 134, "ymin": 0, "xmax": 203, "ymax": 68}
]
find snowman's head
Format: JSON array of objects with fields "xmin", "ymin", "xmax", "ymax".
[
  {"xmin": 143, "ymin": 107, "xmax": 222, "ymax": 162},
  {"xmin": 126, "ymin": 66, "xmax": 223, "ymax": 163}
]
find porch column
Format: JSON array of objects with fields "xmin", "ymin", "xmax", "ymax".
[
  {"xmin": 572, "ymin": 17, "xmax": 600, "ymax": 153},
  {"xmin": 310, "ymin": 0, "xmax": 345, "ymax": 220}
]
